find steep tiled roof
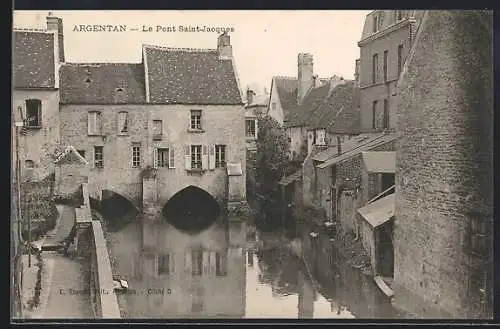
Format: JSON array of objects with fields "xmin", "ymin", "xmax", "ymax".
[
  {"xmin": 285, "ymin": 84, "xmax": 330, "ymax": 128},
  {"xmin": 54, "ymin": 145, "xmax": 88, "ymax": 165},
  {"xmin": 13, "ymin": 30, "xmax": 55, "ymax": 89},
  {"xmin": 273, "ymin": 76, "xmax": 299, "ymax": 115},
  {"xmin": 59, "ymin": 63, "xmax": 146, "ymax": 104},
  {"xmin": 306, "ymin": 81, "xmax": 361, "ymax": 134},
  {"xmin": 144, "ymin": 46, "xmax": 243, "ymax": 105}
]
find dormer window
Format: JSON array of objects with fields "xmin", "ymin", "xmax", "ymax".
[
  {"xmin": 373, "ymin": 14, "xmax": 379, "ymax": 33},
  {"xmin": 396, "ymin": 10, "xmax": 403, "ymax": 21}
]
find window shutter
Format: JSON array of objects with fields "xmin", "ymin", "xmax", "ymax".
[
  {"xmin": 185, "ymin": 146, "xmax": 191, "ymax": 170},
  {"xmin": 153, "ymin": 148, "xmax": 158, "ymax": 169},
  {"xmin": 92, "ymin": 147, "xmax": 95, "ymax": 168},
  {"xmin": 255, "ymin": 119, "xmax": 258, "ymax": 139},
  {"xmin": 184, "ymin": 251, "xmax": 192, "ymax": 275},
  {"xmin": 88, "ymin": 112, "xmax": 93, "ymax": 135},
  {"xmin": 209, "ymin": 145, "xmax": 216, "ymax": 170},
  {"xmin": 202, "ymin": 145, "xmax": 208, "ymax": 170},
  {"xmin": 169, "ymin": 147, "xmax": 175, "ymax": 169}
]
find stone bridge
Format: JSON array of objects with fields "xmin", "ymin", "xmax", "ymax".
[{"xmin": 54, "ymin": 147, "xmax": 248, "ymax": 220}]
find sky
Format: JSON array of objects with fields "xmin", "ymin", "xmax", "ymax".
[{"xmin": 13, "ymin": 10, "xmax": 370, "ymax": 95}]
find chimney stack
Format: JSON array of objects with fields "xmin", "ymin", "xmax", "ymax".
[
  {"xmin": 297, "ymin": 53, "xmax": 314, "ymax": 104},
  {"xmin": 217, "ymin": 31, "xmax": 232, "ymax": 60},
  {"xmin": 246, "ymin": 88, "xmax": 255, "ymax": 106},
  {"xmin": 337, "ymin": 135, "xmax": 342, "ymax": 155},
  {"xmin": 46, "ymin": 12, "xmax": 65, "ymax": 62}
]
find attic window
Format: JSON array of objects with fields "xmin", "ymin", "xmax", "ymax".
[
  {"xmin": 116, "ymin": 87, "xmax": 124, "ymax": 92},
  {"xmin": 85, "ymin": 77, "xmax": 92, "ymax": 83}
]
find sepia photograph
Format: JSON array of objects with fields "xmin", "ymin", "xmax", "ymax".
[{"xmin": 11, "ymin": 9, "xmax": 493, "ymax": 320}]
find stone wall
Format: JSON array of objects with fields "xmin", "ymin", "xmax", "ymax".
[
  {"xmin": 60, "ymin": 103, "xmax": 246, "ymax": 209},
  {"xmin": 13, "ymin": 89, "xmax": 60, "ymax": 181},
  {"xmin": 394, "ymin": 10, "xmax": 493, "ymax": 318}
]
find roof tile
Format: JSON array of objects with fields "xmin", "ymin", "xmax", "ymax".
[
  {"xmin": 13, "ymin": 31, "xmax": 55, "ymax": 89},
  {"xmin": 60, "ymin": 63, "xmax": 146, "ymax": 104},
  {"xmin": 145, "ymin": 46, "xmax": 243, "ymax": 105}
]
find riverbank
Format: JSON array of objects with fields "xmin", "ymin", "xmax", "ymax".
[{"xmin": 296, "ymin": 206, "xmax": 372, "ymax": 276}]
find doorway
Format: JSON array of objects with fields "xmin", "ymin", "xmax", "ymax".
[{"xmin": 376, "ymin": 218, "xmax": 394, "ymax": 278}]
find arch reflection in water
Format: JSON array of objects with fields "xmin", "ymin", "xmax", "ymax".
[
  {"xmin": 162, "ymin": 186, "xmax": 221, "ymax": 233},
  {"xmin": 107, "ymin": 214, "xmax": 246, "ymax": 318}
]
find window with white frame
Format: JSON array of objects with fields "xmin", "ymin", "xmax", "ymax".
[
  {"xmin": 190, "ymin": 110, "xmax": 202, "ymax": 130},
  {"xmin": 94, "ymin": 146, "xmax": 103, "ymax": 168},
  {"xmin": 25, "ymin": 99, "xmax": 42, "ymax": 127},
  {"xmin": 156, "ymin": 147, "xmax": 175, "ymax": 168},
  {"xmin": 215, "ymin": 145, "xmax": 226, "ymax": 168},
  {"xmin": 246, "ymin": 119, "xmax": 256, "ymax": 138},
  {"xmin": 191, "ymin": 145, "xmax": 202, "ymax": 169},
  {"xmin": 88, "ymin": 111, "xmax": 102, "ymax": 135},
  {"xmin": 132, "ymin": 143, "xmax": 141, "ymax": 168},
  {"xmin": 118, "ymin": 111, "xmax": 129, "ymax": 134}
]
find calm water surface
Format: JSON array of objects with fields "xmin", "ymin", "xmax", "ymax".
[{"xmin": 106, "ymin": 213, "xmax": 400, "ymax": 319}]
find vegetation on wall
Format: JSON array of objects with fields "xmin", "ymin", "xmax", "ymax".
[
  {"xmin": 20, "ymin": 179, "xmax": 58, "ymax": 242},
  {"xmin": 255, "ymin": 116, "xmax": 296, "ymax": 199}
]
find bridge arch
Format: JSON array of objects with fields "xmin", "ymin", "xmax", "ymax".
[{"xmin": 162, "ymin": 185, "xmax": 221, "ymax": 232}]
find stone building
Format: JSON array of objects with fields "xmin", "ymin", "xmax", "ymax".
[
  {"xmin": 392, "ymin": 10, "xmax": 493, "ymax": 318},
  {"xmin": 58, "ymin": 32, "xmax": 246, "ymax": 215},
  {"xmin": 12, "ymin": 13, "xmax": 65, "ymax": 181},
  {"xmin": 266, "ymin": 54, "xmax": 332, "ymax": 160},
  {"xmin": 303, "ymin": 133, "xmax": 396, "ymax": 231},
  {"xmin": 357, "ymin": 10, "xmax": 424, "ymax": 132},
  {"xmin": 245, "ymin": 89, "xmax": 268, "ymax": 196}
]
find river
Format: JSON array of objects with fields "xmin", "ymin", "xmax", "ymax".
[{"xmin": 104, "ymin": 211, "xmax": 404, "ymax": 319}]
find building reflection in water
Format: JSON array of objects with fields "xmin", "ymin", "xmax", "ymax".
[
  {"xmin": 108, "ymin": 212, "xmax": 398, "ymax": 319},
  {"xmin": 108, "ymin": 215, "xmax": 247, "ymax": 318}
]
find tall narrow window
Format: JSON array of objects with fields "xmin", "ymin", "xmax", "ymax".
[
  {"xmin": 397, "ymin": 45, "xmax": 404, "ymax": 76},
  {"xmin": 192, "ymin": 249, "xmax": 203, "ymax": 276},
  {"xmin": 156, "ymin": 148, "xmax": 175, "ymax": 169},
  {"xmin": 215, "ymin": 145, "xmax": 226, "ymax": 168},
  {"xmin": 396, "ymin": 10, "xmax": 403, "ymax": 21},
  {"xmin": 157, "ymin": 254, "xmax": 171, "ymax": 275},
  {"xmin": 215, "ymin": 251, "xmax": 228, "ymax": 277},
  {"xmin": 88, "ymin": 111, "xmax": 102, "ymax": 135},
  {"xmin": 372, "ymin": 100, "xmax": 378, "ymax": 129},
  {"xmin": 190, "ymin": 110, "xmax": 202, "ymax": 130},
  {"xmin": 383, "ymin": 99, "xmax": 389, "ymax": 129},
  {"xmin": 153, "ymin": 120, "xmax": 162, "ymax": 140},
  {"xmin": 132, "ymin": 143, "xmax": 141, "ymax": 168},
  {"xmin": 25, "ymin": 99, "xmax": 42, "ymax": 127},
  {"xmin": 246, "ymin": 119, "xmax": 256, "ymax": 138},
  {"xmin": 118, "ymin": 111, "xmax": 128, "ymax": 134},
  {"xmin": 373, "ymin": 14, "xmax": 379, "ymax": 32},
  {"xmin": 191, "ymin": 145, "xmax": 202, "ymax": 169},
  {"xmin": 94, "ymin": 146, "xmax": 103, "ymax": 168},
  {"xmin": 157, "ymin": 148, "xmax": 170, "ymax": 168},
  {"xmin": 372, "ymin": 54, "xmax": 378, "ymax": 84},
  {"xmin": 383, "ymin": 50, "xmax": 388, "ymax": 81}
]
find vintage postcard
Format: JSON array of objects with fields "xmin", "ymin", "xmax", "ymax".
[{"xmin": 11, "ymin": 9, "xmax": 493, "ymax": 320}]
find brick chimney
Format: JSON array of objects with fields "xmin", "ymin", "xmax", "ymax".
[
  {"xmin": 217, "ymin": 31, "xmax": 232, "ymax": 60},
  {"xmin": 297, "ymin": 53, "xmax": 314, "ymax": 104},
  {"xmin": 46, "ymin": 12, "xmax": 65, "ymax": 62},
  {"xmin": 337, "ymin": 135, "xmax": 342, "ymax": 155}
]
